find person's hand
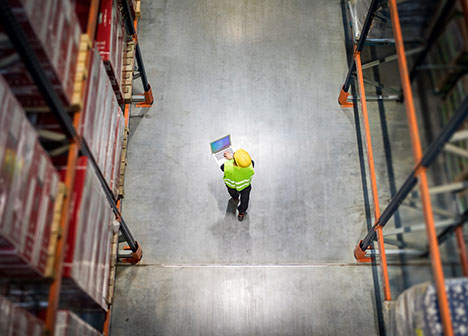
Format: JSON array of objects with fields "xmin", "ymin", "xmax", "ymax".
[{"xmin": 224, "ymin": 152, "xmax": 233, "ymax": 160}]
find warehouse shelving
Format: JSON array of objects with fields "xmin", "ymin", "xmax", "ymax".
[
  {"xmin": 339, "ymin": 0, "xmax": 468, "ymax": 335},
  {"xmin": 0, "ymin": 0, "xmax": 150, "ymax": 334}
]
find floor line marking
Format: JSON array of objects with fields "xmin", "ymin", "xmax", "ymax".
[{"xmin": 118, "ymin": 261, "xmax": 451, "ymax": 268}]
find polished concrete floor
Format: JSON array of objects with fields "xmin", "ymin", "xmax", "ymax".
[{"xmin": 111, "ymin": 1, "xmax": 406, "ymax": 335}]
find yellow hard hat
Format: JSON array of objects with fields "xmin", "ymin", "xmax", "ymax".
[{"xmin": 234, "ymin": 149, "xmax": 251, "ymax": 168}]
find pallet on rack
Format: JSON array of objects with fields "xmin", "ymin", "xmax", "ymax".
[
  {"xmin": 122, "ymin": 41, "xmax": 135, "ymax": 103},
  {"xmin": 44, "ymin": 182, "xmax": 66, "ymax": 278},
  {"xmin": 135, "ymin": 0, "xmax": 141, "ymax": 18},
  {"xmin": 118, "ymin": 127, "xmax": 130, "ymax": 198},
  {"xmin": 71, "ymin": 34, "xmax": 92, "ymax": 111},
  {"xmin": 107, "ymin": 231, "xmax": 119, "ymax": 304},
  {"xmin": 437, "ymin": 51, "xmax": 468, "ymax": 95}
]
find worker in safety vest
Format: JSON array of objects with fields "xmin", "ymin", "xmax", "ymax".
[{"xmin": 221, "ymin": 149, "xmax": 255, "ymax": 221}]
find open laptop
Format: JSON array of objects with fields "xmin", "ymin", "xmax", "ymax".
[{"xmin": 210, "ymin": 134, "xmax": 234, "ymax": 166}]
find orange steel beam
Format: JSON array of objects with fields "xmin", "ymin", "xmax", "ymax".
[
  {"xmin": 86, "ymin": 0, "xmax": 101, "ymax": 40},
  {"xmin": 104, "ymin": 14, "xmax": 139, "ymax": 333},
  {"xmin": 459, "ymin": 0, "xmax": 468, "ymax": 274},
  {"xmin": 461, "ymin": 0, "xmax": 468, "ymax": 34},
  {"xmin": 455, "ymin": 226, "xmax": 468, "ymax": 276},
  {"xmin": 124, "ymin": 104, "xmax": 130, "ymax": 127},
  {"xmin": 45, "ymin": 124, "xmax": 80, "ymax": 334},
  {"xmin": 103, "ymin": 308, "xmax": 111, "ymax": 336},
  {"xmin": 102, "ymin": 199, "xmax": 122, "ymax": 336},
  {"xmin": 388, "ymin": 0, "xmax": 453, "ymax": 335},
  {"xmin": 45, "ymin": 2, "xmax": 101, "ymax": 334},
  {"xmin": 355, "ymin": 51, "xmax": 392, "ymax": 301}
]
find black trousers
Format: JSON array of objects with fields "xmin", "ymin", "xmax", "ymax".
[{"xmin": 226, "ymin": 185, "xmax": 251, "ymax": 213}]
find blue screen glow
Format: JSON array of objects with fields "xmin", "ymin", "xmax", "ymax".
[{"xmin": 211, "ymin": 135, "xmax": 230, "ymax": 153}]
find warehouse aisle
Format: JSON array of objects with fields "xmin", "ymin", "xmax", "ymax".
[{"xmin": 111, "ymin": 1, "xmax": 380, "ymax": 335}]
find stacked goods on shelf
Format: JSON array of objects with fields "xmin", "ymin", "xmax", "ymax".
[
  {"xmin": 0, "ymin": 75, "xmax": 60, "ymax": 278},
  {"xmin": 134, "ymin": 0, "xmax": 141, "ymax": 18},
  {"xmin": 0, "ymin": 295, "xmax": 44, "ymax": 336},
  {"xmin": 118, "ymin": 127, "xmax": 129, "ymax": 197},
  {"xmin": 117, "ymin": 0, "xmax": 137, "ymax": 19},
  {"xmin": 55, "ymin": 310, "xmax": 102, "ymax": 336},
  {"xmin": 121, "ymin": 41, "xmax": 136, "ymax": 103},
  {"xmin": 440, "ymin": 75, "xmax": 468, "ymax": 208},
  {"xmin": 348, "ymin": 0, "xmax": 438, "ymax": 42},
  {"xmin": 0, "ymin": 0, "xmax": 81, "ymax": 107},
  {"xmin": 96, "ymin": 0, "xmax": 125, "ymax": 104},
  {"xmin": 428, "ymin": 6, "xmax": 468, "ymax": 95},
  {"xmin": 61, "ymin": 156, "xmax": 112, "ymax": 310},
  {"xmin": 82, "ymin": 48, "xmax": 125, "ymax": 197}
]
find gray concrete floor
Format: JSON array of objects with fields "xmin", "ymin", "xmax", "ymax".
[{"xmin": 111, "ymin": 1, "xmax": 385, "ymax": 335}]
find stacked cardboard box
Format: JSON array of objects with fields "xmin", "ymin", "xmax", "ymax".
[
  {"xmin": 82, "ymin": 48, "xmax": 125, "ymax": 197},
  {"xmin": 62, "ymin": 157, "xmax": 112, "ymax": 310},
  {"xmin": 428, "ymin": 6, "xmax": 468, "ymax": 95},
  {"xmin": 0, "ymin": 0, "xmax": 81, "ymax": 107},
  {"xmin": 55, "ymin": 310, "xmax": 102, "ymax": 336},
  {"xmin": 121, "ymin": 41, "xmax": 135, "ymax": 103},
  {"xmin": 0, "ymin": 295, "xmax": 44, "ymax": 336},
  {"xmin": 0, "ymin": 75, "xmax": 60, "ymax": 278},
  {"xmin": 117, "ymin": 0, "xmax": 137, "ymax": 20},
  {"xmin": 440, "ymin": 75, "xmax": 468, "ymax": 209},
  {"xmin": 96, "ymin": 0, "xmax": 125, "ymax": 104}
]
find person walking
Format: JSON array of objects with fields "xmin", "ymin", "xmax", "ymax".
[{"xmin": 221, "ymin": 149, "xmax": 255, "ymax": 221}]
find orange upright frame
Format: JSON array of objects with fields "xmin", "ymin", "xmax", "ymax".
[
  {"xmin": 388, "ymin": 0, "xmax": 453, "ymax": 334},
  {"xmin": 103, "ymin": 14, "xmax": 138, "ymax": 336},
  {"xmin": 44, "ymin": 0, "xmax": 100, "ymax": 334},
  {"xmin": 354, "ymin": 50, "xmax": 392, "ymax": 301},
  {"xmin": 339, "ymin": 0, "xmax": 468, "ymax": 334}
]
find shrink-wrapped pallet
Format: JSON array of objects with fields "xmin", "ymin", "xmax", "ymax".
[
  {"xmin": 0, "ymin": 295, "xmax": 43, "ymax": 336},
  {"xmin": 0, "ymin": 0, "xmax": 81, "ymax": 107},
  {"xmin": 96, "ymin": 0, "xmax": 125, "ymax": 104},
  {"xmin": 0, "ymin": 75, "xmax": 60, "ymax": 277},
  {"xmin": 385, "ymin": 279, "xmax": 468, "ymax": 336},
  {"xmin": 81, "ymin": 48, "xmax": 124, "ymax": 197},
  {"xmin": 348, "ymin": 0, "xmax": 437, "ymax": 43},
  {"xmin": 62, "ymin": 157, "xmax": 112, "ymax": 309},
  {"xmin": 55, "ymin": 310, "xmax": 102, "ymax": 336}
]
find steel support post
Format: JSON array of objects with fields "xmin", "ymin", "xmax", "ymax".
[
  {"xmin": 338, "ymin": 0, "xmax": 381, "ymax": 107},
  {"xmin": 0, "ymin": 0, "xmax": 142, "ymax": 277},
  {"xmin": 120, "ymin": 0, "xmax": 153, "ymax": 107},
  {"xmin": 348, "ymin": 94, "xmax": 401, "ymax": 101},
  {"xmin": 433, "ymin": 209, "xmax": 468, "ymax": 276},
  {"xmin": 449, "ymin": 129, "xmax": 468, "ymax": 142},
  {"xmin": 444, "ymin": 143, "xmax": 468, "ymax": 159},
  {"xmin": 357, "ymin": 96, "xmax": 468, "ymax": 249},
  {"xmin": 455, "ymin": 227, "xmax": 468, "ymax": 276},
  {"xmin": 391, "ymin": 0, "xmax": 452, "ymax": 333},
  {"xmin": 354, "ymin": 51, "xmax": 392, "ymax": 300},
  {"xmin": 408, "ymin": 0, "xmax": 457, "ymax": 82},
  {"xmin": 361, "ymin": 46, "xmax": 424, "ymax": 70}
]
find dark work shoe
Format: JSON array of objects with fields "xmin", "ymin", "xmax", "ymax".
[{"xmin": 238, "ymin": 212, "xmax": 246, "ymax": 221}]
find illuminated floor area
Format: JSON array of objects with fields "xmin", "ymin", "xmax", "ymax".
[{"xmin": 111, "ymin": 1, "xmax": 383, "ymax": 334}]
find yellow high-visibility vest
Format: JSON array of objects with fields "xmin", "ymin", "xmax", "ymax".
[{"xmin": 223, "ymin": 160, "xmax": 254, "ymax": 191}]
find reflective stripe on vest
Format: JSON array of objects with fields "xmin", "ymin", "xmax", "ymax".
[{"xmin": 223, "ymin": 160, "xmax": 254, "ymax": 191}]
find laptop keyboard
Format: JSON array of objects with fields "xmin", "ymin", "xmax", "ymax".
[{"xmin": 215, "ymin": 151, "xmax": 227, "ymax": 160}]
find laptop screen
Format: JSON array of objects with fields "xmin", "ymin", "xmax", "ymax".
[{"xmin": 211, "ymin": 135, "xmax": 231, "ymax": 153}]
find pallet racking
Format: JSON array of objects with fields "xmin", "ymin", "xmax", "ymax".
[
  {"xmin": 339, "ymin": 0, "xmax": 468, "ymax": 335},
  {"xmin": 0, "ymin": 0, "xmax": 151, "ymax": 334}
]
